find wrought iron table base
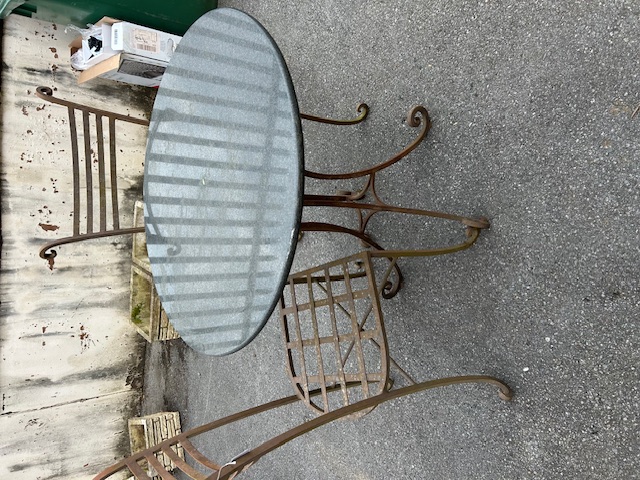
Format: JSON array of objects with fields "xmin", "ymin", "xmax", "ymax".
[{"xmin": 299, "ymin": 103, "xmax": 490, "ymax": 297}]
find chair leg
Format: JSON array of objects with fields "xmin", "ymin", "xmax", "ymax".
[
  {"xmin": 94, "ymin": 378, "xmax": 511, "ymax": 479},
  {"xmin": 300, "ymin": 103, "xmax": 369, "ymax": 125}
]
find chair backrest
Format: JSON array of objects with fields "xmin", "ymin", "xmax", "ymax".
[
  {"xmin": 35, "ymin": 86, "xmax": 149, "ymax": 267},
  {"xmin": 93, "ymin": 378, "xmax": 511, "ymax": 479},
  {"xmin": 278, "ymin": 228, "xmax": 486, "ymax": 417},
  {"xmin": 279, "ymin": 251, "xmax": 390, "ymax": 415}
]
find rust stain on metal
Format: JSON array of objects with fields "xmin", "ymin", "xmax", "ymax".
[
  {"xmin": 21, "ymin": 106, "xmax": 28, "ymax": 115},
  {"xmin": 42, "ymin": 326, "xmax": 47, "ymax": 333},
  {"xmin": 38, "ymin": 223, "xmax": 60, "ymax": 232}
]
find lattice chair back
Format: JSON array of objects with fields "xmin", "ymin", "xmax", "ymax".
[
  {"xmin": 280, "ymin": 252, "xmax": 391, "ymax": 416},
  {"xmin": 35, "ymin": 86, "xmax": 149, "ymax": 268},
  {"xmin": 279, "ymin": 225, "xmax": 509, "ymax": 417}
]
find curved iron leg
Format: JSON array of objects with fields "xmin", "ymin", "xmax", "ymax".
[
  {"xmin": 39, "ymin": 227, "xmax": 146, "ymax": 269},
  {"xmin": 300, "ymin": 221, "xmax": 405, "ymax": 297},
  {"xmin": 305, "ymin": 105, "xmax": 430, "ymax": 180}
]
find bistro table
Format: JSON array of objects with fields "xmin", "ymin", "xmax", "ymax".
[
  {"xmin": 144, "ymin": 8, "xmax": 490, "ymax": 357},
  {"xmin": 144, "ymin": 8, "xmax": 303, "ymax": 356}
]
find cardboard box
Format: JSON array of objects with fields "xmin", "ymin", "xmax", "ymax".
[
  {"xmin": 69, "ymin": 17, "xmax": 118, "ymax": 69},
  {"xmin": 70, "ymin": 17, "xmax": 181, "ymax": 87},
  {"xmin": 78, "ymin": 52, "xmax": 168, "ymax": 87}
]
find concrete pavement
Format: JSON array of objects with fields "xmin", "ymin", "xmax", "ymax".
[{"xmin": 142, "ymin": 2, "xmax": 639, "ymax": 478}]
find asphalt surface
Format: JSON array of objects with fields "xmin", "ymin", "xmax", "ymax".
[{"xmin": 142, "ymin": 2, "xmax": 640, "ymax": 478}]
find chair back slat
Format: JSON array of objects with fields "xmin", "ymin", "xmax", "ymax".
[
  {"xmin": 67, "ymin": 106, "xmax": 81, "ymax": 237},
  {"xmin": 161, "ymin": 444, "xmax": 209, "ymax": 480},
  {"xmin": 126, "ymin": 457, "xmax": 155, "ymax": 479},
  {"xmin": 179, "ymin": 437, "xmax": 222, "ymax": 473},
  {"xmin": 144, "ymin": 452, "xmax": 176, "ymax": 479},
  {"xmin": 82, "ymin": 110, "xmax": 93, "ymax": 233},
  {"xmin": 95, "ymin": 113, "xmax": 107, "ymax": 231},
  {"xmin": 286, "ymin": 281, "xmax": 312, "ymax": 405},
  {"xmin": 109, "ymin": 117, "xmax": 120, "ymax": 230},
  {"xmin": 303, "ymin": 274, "xmax": 331, "ymax": 412},
  {"xmin": 321, "ymin": 266, "xmax": 354, "ymax": 407},
  {"xmin": 339, "ymin": 258, "xmax": 373, "ymax": 401}
]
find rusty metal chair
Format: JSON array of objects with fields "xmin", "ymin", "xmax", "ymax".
[
  {"xmin": 35, "ymin": 86, "xmax": 149, "ymax": 268},
  {"xmin": 279, "ymin": 223, "xmax": 500, "ymax": 416},
  {"xmin": 94, "ymin": 378, "xmax": 510, "ymax": 479}
]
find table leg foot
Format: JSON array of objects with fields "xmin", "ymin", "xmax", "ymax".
[{"xmin": 300, "ymin": 102, "xmax": 369, "ymax": 125}]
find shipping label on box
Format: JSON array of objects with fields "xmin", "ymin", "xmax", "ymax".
[{"xmin": 111, "ymin": 22, "xmax": 181, "ymax": 63}]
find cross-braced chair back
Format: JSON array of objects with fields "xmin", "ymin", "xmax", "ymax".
[
  {"xmin": 280, "ymin": 252, "xmax": 391, "ymax": 415},
  {"xmin": 279, "ymin": 226, "xmax": 503, "ymax": 416},
  {"xmin": 35, "ymin": 86, "xmax": 149, "ymax": 267}
]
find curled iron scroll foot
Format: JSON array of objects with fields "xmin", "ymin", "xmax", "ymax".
[
  {"xmin": 40, "ymin": 249, "xmax": 57, "ymax": 270},
  {"xmin": 354, "ymin": 102, "xmax": 369, "ymax": 123},
  {"xmin": 300, "ymin": 102, "xmax": 369, "ymax": 125},
  {"xmin": 498, "ymin": 387, "xmax": 513, "ymax": 402},
  {"xmin": 463, "ymin": 216, "xmax": 490, "ymax": 230},
  {"xmin": 36, "ymin": 86, "xmax": 54, "ymax": 98},
  {"xmin": 406, "ymin": 104, "xmax": 432, "ymax": 131},
  {"xmin": 381, "ymin": 263, "xmax": 404, "ymax": 299}
]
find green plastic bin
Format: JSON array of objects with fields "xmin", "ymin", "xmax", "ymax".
[{"xmin": 0, "ymin": 0, "xmax": 217, "ymax": 35}]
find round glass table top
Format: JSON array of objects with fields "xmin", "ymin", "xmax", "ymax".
[{"xmin": 144, "ymin": 8, "xmax": 303, "ymax": 356}]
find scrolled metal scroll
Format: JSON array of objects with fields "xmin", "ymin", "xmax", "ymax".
[{"xmin": 300, "ymin": 102, "xmax": 369, "ymax": 125}]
